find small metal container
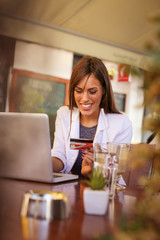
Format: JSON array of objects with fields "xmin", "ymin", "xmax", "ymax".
[{"xmin": 21, "ymin": 190, "xmax": 70, "ymax": 221}]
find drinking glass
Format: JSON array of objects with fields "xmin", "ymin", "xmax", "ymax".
[
  {"xmin": 93, "ymin": 143, "xmax": 108, "ymax": 176},
  {"xmin": 107, "ymin": 142, "xmax": 130, "ymax": 190},
  {"xmin": 94, "ymin": 143, "xmax": 118, "ymax": 199}
]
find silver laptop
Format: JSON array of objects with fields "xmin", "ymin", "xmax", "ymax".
[{"xmin": 0, "ymin": 112, "xmax": 78, "ymax": 183}]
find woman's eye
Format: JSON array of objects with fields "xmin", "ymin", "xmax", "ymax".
[
  {"xmin": 75, "ymin": 89, "xmax": 82, "ymax": 93},
  {"xmin": 89, "ymin": 90, "xmax": 97, "ymax": 94}
]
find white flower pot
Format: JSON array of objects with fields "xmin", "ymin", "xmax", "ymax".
[{"xmin": 83, "ymin": 188, "xmax": 109, "ymax": 215}]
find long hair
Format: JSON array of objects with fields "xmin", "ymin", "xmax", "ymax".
[{"xmin": 69, "ymin": 56, "xmax": 120, "ymax": 114}]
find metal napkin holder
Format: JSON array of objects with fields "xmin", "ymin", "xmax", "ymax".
[{"xmin": 21, "ymin": 190, "xmax": 70, "ymax": 221}]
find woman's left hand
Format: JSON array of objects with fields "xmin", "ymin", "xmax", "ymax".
[{"xmin": 81, "ymin": 148, "xmax": 94, "ymax": 175}]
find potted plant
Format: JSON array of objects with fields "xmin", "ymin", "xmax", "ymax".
[{"xmin": 82, "ymin": 167, "xmax": 109, "ymax": 215}]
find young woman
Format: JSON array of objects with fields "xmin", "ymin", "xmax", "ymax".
[{"xmin": 51, "ymin": 56, "xmax": 132, "ymax": 176}]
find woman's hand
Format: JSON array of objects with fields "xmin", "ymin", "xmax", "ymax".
[
  {"xmin": 52, "ymin": 157, "xmax": 64, "ymax": 172},
  {"xmin": 81, "ymin": 148, "xmax": 94, "ymax": 175}
]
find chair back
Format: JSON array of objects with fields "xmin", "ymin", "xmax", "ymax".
[{"xmin": 123, "ymin": 143, "xmax": 156, "ymax": 187}]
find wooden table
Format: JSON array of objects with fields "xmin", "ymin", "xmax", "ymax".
[{"xmin": 0, "ymin": 178, "xmax": 141, "ymax": 240}]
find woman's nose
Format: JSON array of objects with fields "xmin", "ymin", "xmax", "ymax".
[{"xmin": 81, "ymin": 91, "xmax": 89, "ymax": 101}]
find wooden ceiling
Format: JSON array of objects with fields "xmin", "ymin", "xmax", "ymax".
[{"xmin": 0, "ymin": 0, "xmax": 160, "ymax": 68}]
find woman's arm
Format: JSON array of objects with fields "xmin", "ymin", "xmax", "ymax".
[
  {"xmin": 51, "ymin": 107, "xmax": 69, "ymax": 172},
  {"xmin": 52, "ymin": 157, "xmax": 64, "ymax": 172}
]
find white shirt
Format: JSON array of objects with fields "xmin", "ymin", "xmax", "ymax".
[{"xmin": 51, "ymin": 106, "xmax": 132, "ymax": 173}]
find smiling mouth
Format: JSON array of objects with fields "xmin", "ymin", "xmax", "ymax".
[{"xmin": 81, "ymin": 104, "xmax": 92, "ymax": 108}]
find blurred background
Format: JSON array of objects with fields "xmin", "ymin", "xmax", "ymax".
[{"xmin": 0, "ymin": 0, "xmax": 160, "ymax": 144}]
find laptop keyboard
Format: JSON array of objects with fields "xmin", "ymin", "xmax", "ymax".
[{"xmin": 53, "ymin": 173, "xmax": 62, "ymax": 178}]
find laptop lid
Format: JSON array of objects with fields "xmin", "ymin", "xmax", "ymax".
[{"xmin": 0, "ymin": 112, "xmax": 78, "ymax": 183}]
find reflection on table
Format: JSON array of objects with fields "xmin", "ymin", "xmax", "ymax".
[{"xmin": 0, "ymin": 178, "xmax": 142, "ymax": 240}]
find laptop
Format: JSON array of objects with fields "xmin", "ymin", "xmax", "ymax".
[{"xmin": 0, "ymin": 112, "xmax": 78, "ymax": 183}]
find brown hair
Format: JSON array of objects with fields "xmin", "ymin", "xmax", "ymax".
[{"xmin": 69, "ymin": 56, "xmax": 120, "ymax": 114}]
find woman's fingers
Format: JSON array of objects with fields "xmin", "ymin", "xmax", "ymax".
[
  {"xmin": 81, "ymin": 149, "xmax": 94, "ymax": 175},
  {"xmin": 82, "ymin": 149, "xmax": 94, "ymax": 164},
  {"xmin": 81, "ymin": 159, "xmax": 92, "ymax": 175},
  {"xmin": 82, "ymin": 155, "xmax": 93, "ymax": 166}
]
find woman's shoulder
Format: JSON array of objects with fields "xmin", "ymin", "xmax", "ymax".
[
  {"xmin": 57, "ymin": 106, "xmax": 79, "ymax": 117},
  {"xmin": 57, "ymin": 105, "xmax": 70, "ymax": 114},
  {"xmin": 56, "ymin": 106, "xmax": 70, "ymax": 122},
  {"xmin": 106, "ymin": 112, "xmax": 132, "ymax": 126}
]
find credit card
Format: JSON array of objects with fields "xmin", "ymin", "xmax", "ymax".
[{"xmin": 70, "ymin": 138, "xmax": 93, "ymax": 150}]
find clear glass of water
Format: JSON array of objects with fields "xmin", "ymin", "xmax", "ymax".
[
  {"xmin": 94, "ymin": 143, "xmax": 118, "ymax": 199},
  {"xmin": 107, "ymin": 142, "xmax": 130, "ymax": 190},
  {"xmin": 94, "ymin": 143, "xmax": 108, "ymax": 176}
]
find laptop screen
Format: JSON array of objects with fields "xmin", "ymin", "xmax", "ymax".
[{"xmin": 0, "ymin": 112, "xmax": 54, "ymax": 182}]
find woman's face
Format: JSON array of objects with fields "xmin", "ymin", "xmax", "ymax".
[{"xmin": 74, "ymin": 73, "xmax": 104, "ymax": 118}]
